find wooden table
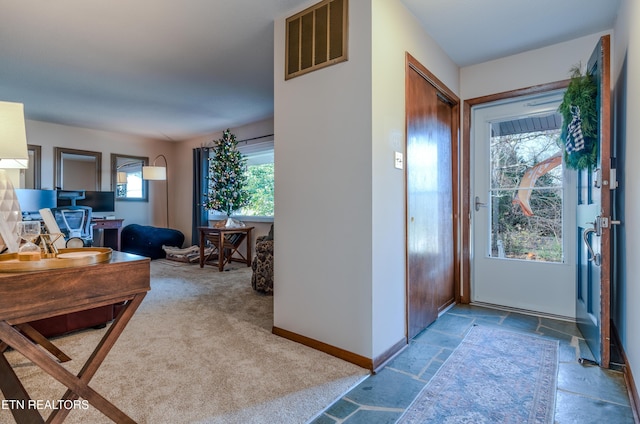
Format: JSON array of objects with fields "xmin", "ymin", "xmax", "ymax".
[
  {"xmin": 92, "ymin": 218, "xmax": 124, "ymax": 251},
  {"xmin": 198, "ymin": 226, "xmax": 254, "ymax": 271},
  {"xmin": 0, "ymin": 251, "xmax": 150, "ymax": 423}
]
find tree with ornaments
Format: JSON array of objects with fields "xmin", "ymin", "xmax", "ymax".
[{"xmin": 204, "ymin": 129, "xmax": 250, "ymax": 219}]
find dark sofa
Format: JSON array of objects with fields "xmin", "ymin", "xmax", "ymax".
[{"xmin": 121, "ymin": 224, "xmax": 185, "ymax": 259}]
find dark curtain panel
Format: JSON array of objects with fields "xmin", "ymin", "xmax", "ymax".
[{"xmin": 192, "ymin": 147, "xmax": 210, "ymax": 245}]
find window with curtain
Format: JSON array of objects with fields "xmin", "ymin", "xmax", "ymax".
[{"xmin": 208, "ymin": 137, "xmax": 274, "ymax": 220}]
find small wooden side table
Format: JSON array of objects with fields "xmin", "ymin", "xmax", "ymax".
[{"xmin": 198, "ymin": 226, "xmax": 254, "ymax": 271}]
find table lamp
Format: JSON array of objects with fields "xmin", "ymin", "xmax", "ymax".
[
  {"xmin": 142, "ymin": 154, "xmax": 169, "ymax": 227},
  {"xmin": 0, "ymin": 101, "xmax": 29, "ymax": 253}
]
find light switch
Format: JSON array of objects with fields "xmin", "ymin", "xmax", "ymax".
[{"xmin": 394, "ymin": 151, "xmax": 403, "ymax": 169}]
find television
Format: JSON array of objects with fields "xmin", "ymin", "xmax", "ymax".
[
  {"xmin": 56, "ymin": 190, "xmax": 116, "ymax": 213},
  {"xmin": 15, "ymin": 189, "xmax": 57, "ymax": 218}
]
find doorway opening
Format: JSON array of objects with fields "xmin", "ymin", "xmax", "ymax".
[{"xmin": 468, "ymin": 88, "xmax": 577, "ymax": 318}]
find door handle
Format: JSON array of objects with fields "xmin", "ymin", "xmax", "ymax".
[
  {"xmin": 474, "ymin": 196, "xmax": 487, "ymax": 212},
  {"xmin": 582, "ymin": 225, "xmax": 601, "ymax": 267}
]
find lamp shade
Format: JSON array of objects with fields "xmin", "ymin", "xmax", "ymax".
[
  {"xmin": 142, "ymin": 165, "xmax": 166, "ymax": 181},
  {"xmin": 0, "ymin": 101, "xmax": 29, "ymax": 169},
  {"xmin": 117, "ymin": 171, "xmax": 128, "ymax": 184}
]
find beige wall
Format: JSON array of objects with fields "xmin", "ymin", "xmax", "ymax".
[
  {"xmin": 460, "ymin": 31, "xmax": 610, "ymax": 99},
  {"xmin": 274, "ymin": 0, "xmax": 374, "ymax": 358},
  {"xmin": 273, "ymin": 0, "xmax": 460, "ymax": 360},
  {"xmin": 22, "ymin": 119, "xmax": 173, "ymax": 230}
]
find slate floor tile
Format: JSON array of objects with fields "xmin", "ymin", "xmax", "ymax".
[
  {"xmin": 322, "ymin": 398, "xmax": 359, "ymax": 419},
  {"xmin": 557, "ymin": 362, "xmax": 631, "ymax": 406},
  {"xmin": 386, "ymin": 341, "xmax": 443, "ymax": 377},
  {"xmin": 343, "ymin": 409, "xmax": 403, "ymax": 424},
  {"xmin": 413, "ymin": 328, "xmax": 463, "ymax": 350},
  {"xmin": 345, "ymin": 368, "xmax": 425, "ymax": 409},
  {"xmin": 313, "ymin": 305, "xmax": 634, "ymax": 424},
  {"xmin": 555, "ymin": 390, "xmax": 635, "ymax": 424}
]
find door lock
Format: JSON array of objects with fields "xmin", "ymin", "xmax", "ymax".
[
  {"xmin": 594, "ymin": 168, "xmax": 602, "ymax": 188},
  {"xmin": 599, "ymin": 217, "xmax": 622, "ymax": 229}
]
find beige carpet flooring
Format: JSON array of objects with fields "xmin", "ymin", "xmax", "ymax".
[{"xmin": 1, "ymin": 260, "xmax": 368, "ymax": 423}]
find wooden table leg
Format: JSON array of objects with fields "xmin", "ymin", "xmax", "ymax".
[
  {"xmin": 0, "ymin": 352, "xmax": 45, "ymax": 423},
  {"xmin": 0, "ymin": 322, "xmax": 134, "ymax": 423},
  {"xmin": 16, "ymin": 323, "xmax": 72, "ymax": 363},
  {"xmin": 0, "ymin": 293, "xmax": 146, "ymax": 424},
  {"xmin": 49, "ymin": 292, "xmax": 147, "ymax": 423},
  {"xmin": 218, "ymin": 232, "xmax": 225, "ymax": 272}
]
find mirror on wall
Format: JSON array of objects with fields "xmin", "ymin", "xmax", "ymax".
[
  {"xmin": 111, "ymin": 153, "xmax": 148, "ymax": 201},
  {"xmin": 25, "ymin": 144, "xmax": 41, "ymax": 189},
  {"xmin": 54, "ymin": 147, "xmax": 102, "ymax": 190}
]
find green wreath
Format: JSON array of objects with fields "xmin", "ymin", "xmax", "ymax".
[{"xmin": 558, "ymin": 66, "xmax": 598, "ymax": 170}]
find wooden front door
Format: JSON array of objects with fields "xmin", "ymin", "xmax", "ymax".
[
  {"xmin": 405, "ymin": 54, "xmax": 459, "ymax": 339},
  {"xmin": 576, "ymin": 35, "xmax": 613, "ymax": 368}
]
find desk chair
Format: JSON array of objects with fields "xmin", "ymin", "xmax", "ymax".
[{"xmin": 49, "ymin": 206, "xmax": 94, "ymax": 247}]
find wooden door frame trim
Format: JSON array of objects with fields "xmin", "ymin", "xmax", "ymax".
[
  {"xmin": 405, "ymin": 52, "xmax": 461, "ymax": 340},
  {"xmin": 460, "ymin": 80, "xmax": 570, "ymax": 304}
]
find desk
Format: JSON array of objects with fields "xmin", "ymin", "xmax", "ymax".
[
  {"xmin": 198, "ymin": 226, "xmax": 254, "ymax": 272},
  {"xmin": 0, "ymin": 251, "xmax": 150, "ymax": 423},
  {"xmin": 92, "ymin": 218, "xmax": 124, "ymax": 251}
]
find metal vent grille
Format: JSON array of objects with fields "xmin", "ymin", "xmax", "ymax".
[{"xmin": 285, "ymin": 0, "xmax": 348, "ymax": 80}]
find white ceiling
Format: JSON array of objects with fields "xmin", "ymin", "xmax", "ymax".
[
  {"xmin": 402, "ymin": 0, "xmax": 620, "ymax": 66},
  {"xmin": 0, "ymin": 0, "xmax": 620, "ymax": 141}
]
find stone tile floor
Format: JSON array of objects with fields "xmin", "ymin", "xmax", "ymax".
[{"xmin": 310, "ymin": 304, "xmax": 637, "ymax": 424}]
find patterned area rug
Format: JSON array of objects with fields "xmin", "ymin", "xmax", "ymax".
[{"xmin": 397, "ymin": 325, "xmax": 558, "ymax": 424}]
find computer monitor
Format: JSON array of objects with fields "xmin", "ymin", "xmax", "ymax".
[
  {"xmin": 56, "ymin": 191, "xmax": 116, "ymax": 213},
  {"xmin": 15, "ymin": 189, "xmax": 57, "ymax": 218}
]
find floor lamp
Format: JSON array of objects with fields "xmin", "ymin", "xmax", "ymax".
[
  {"xmin": 116, "ymin": 160, "xmax": 145, "ymax": 186},
  {"xmin": 0, "ymin": 101, "xmax": 29, "ymax": 253},
  {"xmin": 142, "ymin": 154, "xmax": 169, "ymax": 228}
]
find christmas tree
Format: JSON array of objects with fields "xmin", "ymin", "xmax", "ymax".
[{"xmin": 204, "ymin": 129, "xmax": 250, "ymax": 217}]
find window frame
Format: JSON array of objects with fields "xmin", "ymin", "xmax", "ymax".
[
  {"xmin": 110, "ymin": 153, "xmax": 149, "ymax": 202},
  {"xmin": 207, "ymin": 138, "xmax": 274, "ymax": 222}
]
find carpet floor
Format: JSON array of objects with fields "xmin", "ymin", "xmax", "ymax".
[
  {"xmin": 397, "ymin": 325, "xmax": 558, "ymax": 424},
  {"xmin": 1, "ymin": 260, "xmax": 368, "ymax": 423}
]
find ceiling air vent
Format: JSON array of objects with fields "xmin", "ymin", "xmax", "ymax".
[{"xmin": 285, "ymin": 0, "xmax": 348, "ymax": 80}]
